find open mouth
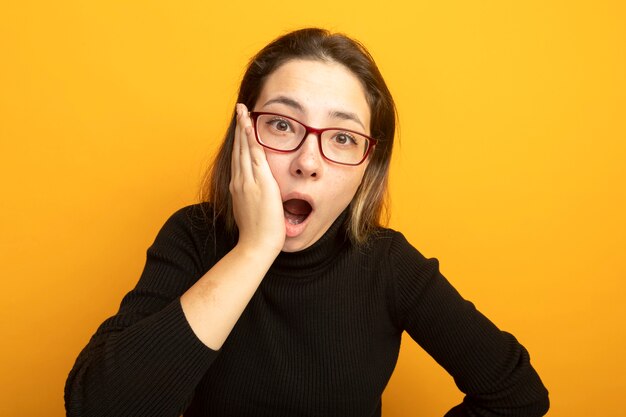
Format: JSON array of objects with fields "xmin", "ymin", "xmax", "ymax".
[{"xmin": 283, "ymin": 199, "xmax": 312, "ymax": 225}]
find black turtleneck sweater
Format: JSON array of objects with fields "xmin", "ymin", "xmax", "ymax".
[{"xmin": 65, "ymin": 204, "xmax": 549, "ymax": 417}]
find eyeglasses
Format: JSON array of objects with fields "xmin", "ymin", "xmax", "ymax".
[{"xmin": 249, "ymin": 112, "xmax": 376, "ymax": 166}]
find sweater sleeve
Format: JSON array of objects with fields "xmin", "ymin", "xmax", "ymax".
[
  {"xmin": 65, "ymin": 206, "xmax": 221, "ymax": 417},
  {"xmin": 388, "ymin": 232, "xmax": 549, "ymax": 417}
]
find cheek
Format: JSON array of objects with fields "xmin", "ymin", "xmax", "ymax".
[
  {"xmin": 264, "ymin": 151, "xmax": 287, "ymax": 180},
  {"xmin": 325, "ymin": 169, "xmax": 367, "ymax": 205}
]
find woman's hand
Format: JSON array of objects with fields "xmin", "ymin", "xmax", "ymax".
[
  {"xmin": 230, "ymin": 103, "xmax": 286, "ymax": 255},
  {"xmin": 177, "ymin": 105, "xmax": 285, "ymax": 350}
]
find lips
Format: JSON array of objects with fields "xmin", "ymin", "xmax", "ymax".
[{"xmin": 283, "ymin": 199, "xmax": 312, "ymax": 225}]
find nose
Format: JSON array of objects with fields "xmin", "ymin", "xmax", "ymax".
[{"xmin": 290, "ymin": 133, "xmax": 323, "ymax": 178}]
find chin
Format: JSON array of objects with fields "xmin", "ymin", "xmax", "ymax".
[
  {"xmin": 281, "ymin": 233, "xmax": 318, "ymax": 253},
  {"xmin": 281, "ymin": 239, "xmax": 308, "ymax": 253}
]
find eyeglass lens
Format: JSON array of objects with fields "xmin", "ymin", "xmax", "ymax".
[{"xmin": 255, "ymin": 114, "xmax": 369, "ymax": 165}]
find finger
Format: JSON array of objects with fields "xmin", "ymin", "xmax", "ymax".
[
  {"xmin": 247, "ymin": 126, "xmax": 274, "ymax": 184},
  {"xmin": 237, "ymin": 104, "xmax": 254, "ymax": 180},
  {"xmin": 231, "ymin": 105, "xmax": 242, "ymax": 183},
  {"xmin": 245, "ymin": 112, "xmax": 266, "ymax": 165},
  {"xmin": 239, "ymin": 108, "xmax": 274, "ymax": 182}
]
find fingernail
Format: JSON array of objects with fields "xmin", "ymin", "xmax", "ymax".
[{"xmin": 235, "ymin": 103, "xmax": 242, "ymax": 117}]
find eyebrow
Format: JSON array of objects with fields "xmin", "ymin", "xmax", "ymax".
[
  {"xmin": 262, "ymin": 96, "xmax": 304, "ymax": 112},
  {"xmin": 262, "ymin": 95, "xmax": 366, "ymax": 130},
  {"xmin": 329, "ymin": 110, "xmax": 365, "ymax": 130}
]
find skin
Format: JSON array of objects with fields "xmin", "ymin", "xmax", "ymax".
[
  {"xmin": 181, "ymin": 59, "xmax": 371, "ymax": 349},
  {"xmin": 253, "ymin": 59, "xmax": 371, "ymax": 252}
]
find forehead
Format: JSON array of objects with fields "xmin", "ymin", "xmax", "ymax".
[{"xmin": 256, "ymin": 59, "xmax": 371, "ymax": 129}]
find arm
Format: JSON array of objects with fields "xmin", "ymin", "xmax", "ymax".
[
  {"xmin": 64, "ymin": 207, "xmax": 221, "ymax": 417},
  {"xmin": 389, "ymin": 233, "xmax": 549, "ymax": 416},
  {"xmin": 180, "ymin": 104, "xmax": 285, "ymax": 350},
  {"xmin": 65, "ymin": 105, "xmax": 285, "ymax": 416}
]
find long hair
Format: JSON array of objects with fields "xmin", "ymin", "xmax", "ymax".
[{"xmin": 200, "ymin": 28, "xmax": 397, "ymax": 245}]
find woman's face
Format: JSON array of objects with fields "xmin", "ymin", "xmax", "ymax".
[{"xmin": 253, "ymin": 59, "xmax": 371, "ymax": 252}]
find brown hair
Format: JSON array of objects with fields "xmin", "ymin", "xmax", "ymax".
[{"xmin": 200, "ymin": 28, "xmax": 397, "ymax": 245}]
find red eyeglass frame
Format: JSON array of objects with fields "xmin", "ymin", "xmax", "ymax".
[{"xmin": 248, "ymin": 111, "xmax": 377, "ymax": 166}]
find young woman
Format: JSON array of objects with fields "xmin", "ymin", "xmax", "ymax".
[{"xmin": 65, "ymin": 28, "xmax": 549, "ymax": 417}]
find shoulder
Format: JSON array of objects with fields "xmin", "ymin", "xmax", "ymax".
[
  {"xmin": 367, "ymin": 226, "xmax": 442, "ymax": 290},
  {"xmin": 150, "ymin": 203, "xmax": 234, "ymax": 268},
  {"xmin": 360, "ymin": 226, "xmax": 439, "ymax": 284},
  {"xmin": 364, "ymin": 226, "xmax": 430, "ymax": 266},
  {"xmin": 151, "ymin": 204, "xmax": 206, "ymax": 248},
  {"xmin": 363, "ymin": 227, "xmax": 443, "ymax": 329}
]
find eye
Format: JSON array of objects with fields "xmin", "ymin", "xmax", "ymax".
[
  {"xmin": 267, "ymin": 117, "xmax": 294, "ymax": 133},
  {"xmin": 332, "ymin": 132, "xmax": 359, "ymax": 146}
]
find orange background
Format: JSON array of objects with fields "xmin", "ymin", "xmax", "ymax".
[{"xmin": 1, "ymin": 1, "xmax": 625, "ymax": 416}]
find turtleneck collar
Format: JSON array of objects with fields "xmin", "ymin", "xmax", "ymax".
[{"xmin": 269, "ymin": 209, "xmax": 350, "ymax": 277}]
